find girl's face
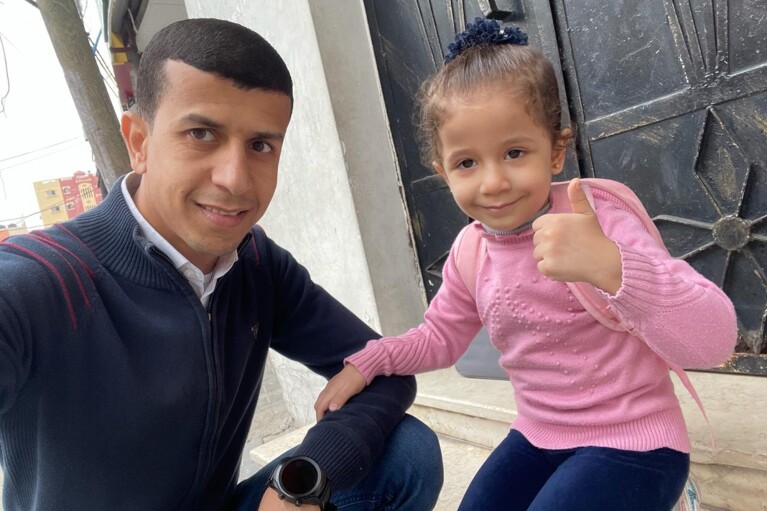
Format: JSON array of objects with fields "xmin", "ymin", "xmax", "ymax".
[{"xmin": 433, "ymin": 91, "xmax": 568, "ymax": 231}]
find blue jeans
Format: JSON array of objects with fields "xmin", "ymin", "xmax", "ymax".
[
  {"xmin": 232, "ymin": 415, "xmax": 443, "ymax": 510},
  {"xmin": 459, "ymin": 429, "xmax": 689, "ymax": 511}
]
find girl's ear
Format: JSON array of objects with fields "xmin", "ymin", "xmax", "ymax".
[
  {"xmin": 121, "ymin": 111, "xmax": 150, "ymax": 175},
  {"xmin": 551, "ymin": 128, "xmax": 573, "ymax": 174},
  {"xmin": 432, "ymin": 161, "xmax": 449, "ymax": 182}
]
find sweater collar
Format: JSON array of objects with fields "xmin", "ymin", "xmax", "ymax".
[
  {"xmin": 479, "ymin": 188, "xmax": 569, "ymax": 243},
  {"xmin": 120, "ymin": 173, "xmax": 239, "ymax": 304},
  {"xmin": 72, "ymin": 175, "xmax": 252, "ymax": 289},
  {"xmin": 481, "ymin": 202, "xmax": 551, "ymax": 236}
]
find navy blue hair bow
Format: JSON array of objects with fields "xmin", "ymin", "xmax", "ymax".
[{"xmin": 444, "ymin": 17, "xmax": 528, "ymax": 63}]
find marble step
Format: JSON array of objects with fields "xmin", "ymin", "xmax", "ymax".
[
  {"xmin": 410, "ymin": 368, "xmax": 514, "ymax": 449},
  {"xmin": 410, "ymin": 368, "xmax": 766, "ymax": 511}
]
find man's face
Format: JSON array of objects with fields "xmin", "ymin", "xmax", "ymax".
[{"xmin": 123, "ymin": 60, "xmax": 292, "ymax": 272}]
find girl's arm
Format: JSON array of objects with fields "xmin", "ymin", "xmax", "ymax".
[
  {"xmin": 345, "ymin": 244, "xmax": 484, "ymax": 382},
  {"xmin": 314, "ymin": 237, "xmax": 485, "ymax": 419},
  {"xmin": 595, "ymin": 196, "xmax": 737, "ymax": 369}
]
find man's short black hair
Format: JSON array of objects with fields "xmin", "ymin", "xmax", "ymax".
[{"xmin": 135, "ymin": 18, "xmax": 293, "ymax": 122}]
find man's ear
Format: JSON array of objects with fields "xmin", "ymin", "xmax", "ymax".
[{"xmin": 121, "ymin": 111, "xmax": 150, "ymax": 175}]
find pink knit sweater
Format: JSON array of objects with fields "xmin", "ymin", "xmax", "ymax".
[{"xmin": 347, "ymin": 188, "xmax": 737, "ymax": 453}]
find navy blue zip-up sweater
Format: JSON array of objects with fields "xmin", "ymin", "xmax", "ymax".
[{"xmin": 0, "ymin": 181, "xmax": 416, "ymax": 510}]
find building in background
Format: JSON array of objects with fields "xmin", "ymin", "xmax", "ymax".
[
  {"xmin": 105, "ymin": 0, "xmax": 188, "ymax": 111},
  {"xmin": 33, "ymin": 171, "xmax": 103, "ymax": 227},
  {"xmin": 0, "ymin": 221, "xmax": 28, "ymax": 241}
]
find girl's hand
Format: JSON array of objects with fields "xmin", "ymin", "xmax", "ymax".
[
  {"xmin": 314, "ymin": 364, "xmax": 367, "ymax": 421},
  {"xmin": 531, "ymin": 179, "xmax": 622, "ymax": 294}
]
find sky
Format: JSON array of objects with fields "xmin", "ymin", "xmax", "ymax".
[{"xmin": 0, "ymin": 0, "xmax": 120, "ymax": 230}]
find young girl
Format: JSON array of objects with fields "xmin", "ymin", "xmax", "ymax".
[{"xmin": 316, "ymin": 18, "xmax": 736, "ymax": 511}]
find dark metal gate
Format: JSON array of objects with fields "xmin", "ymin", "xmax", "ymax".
[{"xmin": 364, "ymin": 0, "xmax": 767, "ymax": 375}]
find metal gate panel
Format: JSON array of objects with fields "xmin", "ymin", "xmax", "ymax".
[
  {"xmin": 365, "ymin": 0, "xmax": 574, "ymax": 299},
  {"xmin": 554, "ymin": 0, "xmax": 767, "ymax": 373}
]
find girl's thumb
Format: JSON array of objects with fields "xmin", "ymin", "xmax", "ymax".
[{"xmin": 568, "ymin": 178, "xmax": 594, "ymax": 215}]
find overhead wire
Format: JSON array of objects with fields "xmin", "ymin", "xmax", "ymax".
[
  {"xmin": 87, "ymin": 34, "xmax": 120, "ymax": 100},
  {"xmin": 0, "ymin": 198, "xmax": 67, "ymax": 226},
  {"xmin": 0, "ymin": 137, "xmax": 83, "ymax": 163},
  {"xmin": 0, "ymin": 32, "xmax": 10, "ymax": 115},
  {"xmin": 0, "ymin": 139, "xmax": 88, "ymax": 172}
]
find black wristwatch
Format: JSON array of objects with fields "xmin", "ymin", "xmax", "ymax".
[{"xmin": 267, "ymin": 455, "xmax": 335, "ymax": 510}]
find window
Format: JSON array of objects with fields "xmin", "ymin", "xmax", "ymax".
[
  {"xmin": 66, "ymin": 202, "xmax": 75, "ymax": 211},
  {"xmin": 51, "ymin": 206, "xmax": 62, "ymax": 213},
  {"xmin": 62, "ymin": 186, "xmax": 71, "ymax": 194},
  {"xmin": 46, "ymin": 190, "xmax": 57, "ymax": 197}
]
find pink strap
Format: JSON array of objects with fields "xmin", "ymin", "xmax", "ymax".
[{"xmin": 454, "ymin": 223, "xmax": 483, "ymax": 301}]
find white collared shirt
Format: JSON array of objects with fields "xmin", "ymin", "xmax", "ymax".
[{"xmin": 121, "ymin": 173, "xmax": 238, "ymax": 308}]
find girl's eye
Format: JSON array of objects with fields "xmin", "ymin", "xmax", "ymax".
[
  {"xmin": 251, "ymin": 140, "xmax": 273, "ymax": 153},
  {"xmin": 189, "ymin": 128, "xmax": 215, "ymax": 141},
  {"xmin": 457, "ymin": 159, "xmax": 476, "ymax": 170},
  {"xmin": 506, "ymin": 149, "xmax": 523, "ymax": 159}
]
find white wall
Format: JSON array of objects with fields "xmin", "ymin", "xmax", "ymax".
[{"xmin": 183, "ymin": 0, "xmax": 426, "ymax": 425}]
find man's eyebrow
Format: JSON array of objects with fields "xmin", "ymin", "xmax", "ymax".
[
  {"xmin": 180, "ymin": 113, "xmax": 284, "ymax": 141},
  {"xmin": 181, "ymin": 113, "xmax": 224, "ymax": 129},
  {"xmin": 252, "ymin": 130, "xmax": 285, "ymax": 141}
]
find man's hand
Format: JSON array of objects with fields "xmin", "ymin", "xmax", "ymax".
[
  {"xmin": 314, "ymin": 364, "xmax": 367, "ymax": 421},
  {"xmin": 531, "ymin": 179, "xmax": 622, "ymax": 294},
  {"xmin": 258, "ymin": 487, "xmax": 320, "ymax": 511}
]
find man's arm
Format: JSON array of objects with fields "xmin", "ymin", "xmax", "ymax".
[
  {"xmin": 263, "ymin": 235, "xmax": 416, "ymax": 491},
  {"xmin": 0, "ymin": 240, "xmax": 45, "ymax": 414}
]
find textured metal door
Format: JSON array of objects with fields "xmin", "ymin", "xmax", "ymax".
[
  {"xmin": 365, "ymin": 0, "xmax": 767, "ymax": 374},
  {"xmin": 363, "ymin": 0, "xmax": 575, "ymax": 302},
  {"xmin": 553, "ymin": 0, "xmax": 767, "ymax": 373}
]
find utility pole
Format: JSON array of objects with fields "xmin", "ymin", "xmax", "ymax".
[{"xmin": 36, "ymin": 0, "xmax": 129, "ymax": 190}]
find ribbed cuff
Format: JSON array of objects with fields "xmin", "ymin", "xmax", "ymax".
[
  {"xmin": 345, "ymin": 340, "xmax": 389, "ymax": 384},
  {"xmin": 607, "ymin": 242, "xmax": 695, "ymax": 319},
  {"xmin": 293, "ymin": 422, "xmax": 372, "ymax": 492}
]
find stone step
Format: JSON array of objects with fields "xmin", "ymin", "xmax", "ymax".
[
  {"xmin": 410, "ymin": 368, "xmax": 514, "ymax": 450},
  {"xmin": 411, "ymin": 368, "xmax": 767, "ymax": 511}
]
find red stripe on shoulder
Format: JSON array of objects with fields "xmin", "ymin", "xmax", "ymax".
[{"xmin": 2, "ymin": 241, "xmax": 79, "ymax": 330}]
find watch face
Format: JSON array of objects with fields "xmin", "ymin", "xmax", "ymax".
[{"xmin": 281, "ymin": 457, "xmax": 320, "ymax": 496}]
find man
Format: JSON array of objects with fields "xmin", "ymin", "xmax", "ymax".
[{"xmin": 0, "ymin": 18, "xmax": 442, "ymax": 510}]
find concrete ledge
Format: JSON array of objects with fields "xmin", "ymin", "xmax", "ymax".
[
  {"xmin": 433, "ymin": 436, "xmax": 490, "ymax": 510},
  {"xmin": 692, "ymin": 461, "xmax": 767, "ymax": 511},
  {"xmin": 414, "ymin": 367, "xmax": 767, "ymax": 511},
  {"xmin": 675, "ymin": 372, "xmax": 767, "ymax": 473},
  {"xmin": 250, "ymin": 424, "xmax": 313, "ymax": 467},
  {"xmin": 410, "ymin": 403, "xmax": 509, "ymax": 450},
  {"xmin": 415, "ymin": 369, "xmax": 516, "ymax": 423},
  {"xmin": 413, "ymin": 369, "xmax": 515, "ymax": 449},
  {"xmin": 416, "ymin": 369, "xmax": 767, "ymax": 472}
]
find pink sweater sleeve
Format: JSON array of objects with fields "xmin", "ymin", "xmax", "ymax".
[
  {"xmin": 346, "ymin": 241, "xmax": 484, "ymax": 383},
  {"xmin": 595, "ymin": 198, "xmax": 737, "ymax": 369}
]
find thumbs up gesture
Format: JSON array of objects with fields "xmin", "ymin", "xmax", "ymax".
[{"xmin": 531, "ymin": 179, "xmax": 622, "ymax": 294}]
